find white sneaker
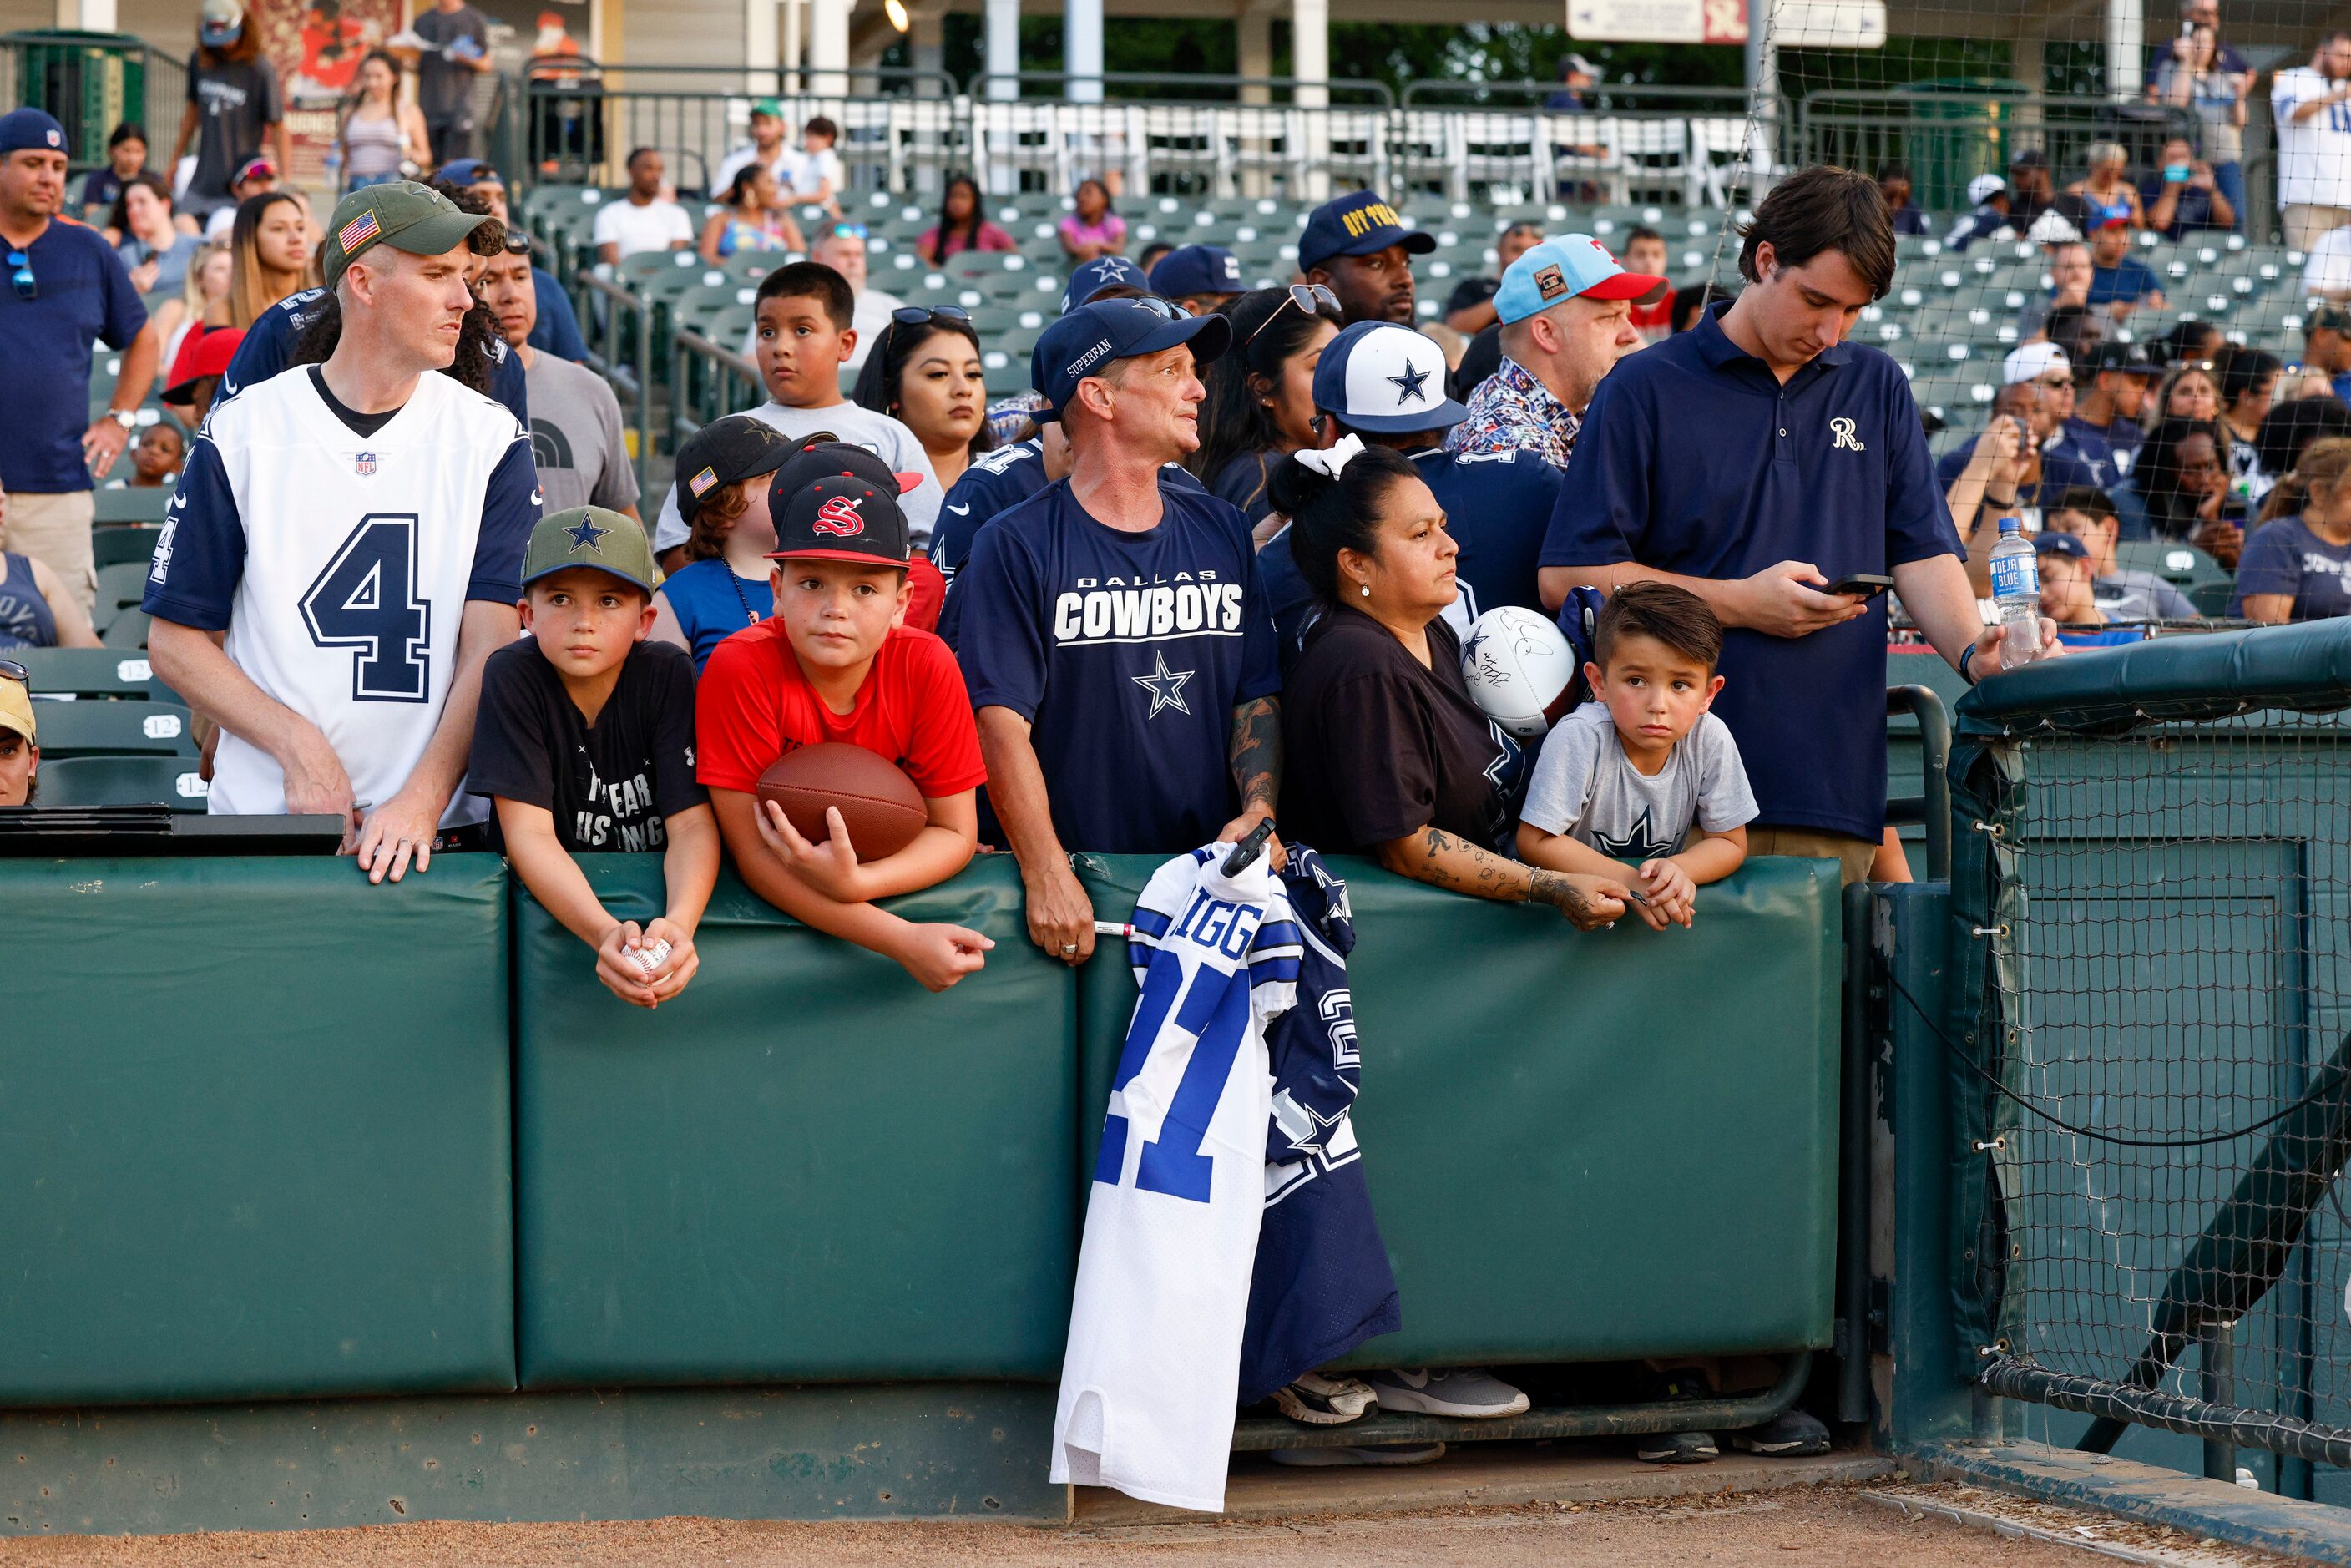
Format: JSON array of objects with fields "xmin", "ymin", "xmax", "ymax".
[
  {"xmin": 1366, "ymin": 1367, "xmax": 1531, "ymax": 1419},
  {"xmin": 1271, "ymin": 1371, "xmax": 1378, "ymax": 1424}
]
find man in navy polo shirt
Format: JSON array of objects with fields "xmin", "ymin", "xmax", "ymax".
[
  {"xmin": 0, "ymin": 108, "xmax": 159, "ymax": 613},
  {"xmin": 1260, "ymin": 319, "xmax": 1561, "ymax": 661},
  {"xmin": 1299, "ymin": 190, "xmax": 1435, "ymax": 327},
  {"xmin": 956, "ymin": 296, "xmax": 1282, "ymax": 967},
  {"xmin": 1541, "ymin": 163, "xmax": 2049, "ymax": 888}
]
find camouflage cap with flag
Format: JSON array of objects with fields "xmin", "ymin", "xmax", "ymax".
[
  {"xmin": 522, "ymin": 506, "xmax": 659, "ymax": 595},
  {"xmin": 321, "ymin": 180, "xmax": 490, "ymax": 290}
]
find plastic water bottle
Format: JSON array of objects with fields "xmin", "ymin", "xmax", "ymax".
[{"xmin": 1988, "ymin": 517, "xmax": 2043, "ymax": 669}]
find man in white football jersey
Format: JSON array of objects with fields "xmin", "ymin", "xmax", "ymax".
[
  {"xmin": 144, "ymin": 181, "xmax": 539, "ymax": 882},
  {"xmin": 2273, "ymin": 31, "xmax": 2351, "ymax": 251}
]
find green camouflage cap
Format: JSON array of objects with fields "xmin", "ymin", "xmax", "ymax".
[
  {"xmin": 522, "ymin": 506, "xmax": 658, "ymax": 594},
  {"xmin": 321, "ymin": 180, "xmax": 489, "ymax": 290}
]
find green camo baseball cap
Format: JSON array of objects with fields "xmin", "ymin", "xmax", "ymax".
[
  {"xmin": 321, "ymin": 180, "xmax": 489, "ymax": 290},
  {"xmin": 522, "ymin": 506, "xmax": 658, "ymax": 594}
]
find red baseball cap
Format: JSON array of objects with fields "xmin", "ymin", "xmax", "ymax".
[
  {"xmin": 161, "ymin": 325, "xmax": 246, "ymax": 405},
  {"xmin": 767, "ymin": 472, "xmax": 912, "ymax": 567}
]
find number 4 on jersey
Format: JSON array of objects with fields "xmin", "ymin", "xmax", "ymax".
[{"xmin": 301, "ymin": 516, "xmax": 432, "ymax": 702}]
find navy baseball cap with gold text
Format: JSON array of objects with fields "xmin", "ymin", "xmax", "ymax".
[{"xmin": 1297, "ymin": 190, "xmax": 1436, "ymax": 274}]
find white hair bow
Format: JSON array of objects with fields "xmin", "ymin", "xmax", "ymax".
[{"xmin": 1292, "ymin": 433, "xmax": 1366, "ymax": 482}]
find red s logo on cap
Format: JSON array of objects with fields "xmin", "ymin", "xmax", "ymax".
[{"xmin": 811, "ymin": 493, "xmax": 865, "ymax": 537}]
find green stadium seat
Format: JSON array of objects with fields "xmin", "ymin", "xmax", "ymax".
[
  {"xmin": 90, "ymin": 526, "xmax": 162, "ymax": 571},
  {"xmin": 2190, "ymin": 579, "xmax": 2236, "ymax": 616},
  {"xmin": 93, "ymin": 488, "xmax": 172, "ymax": 525},
  {"xmin": 94, "ymin": 560, "xmax": 149, "ymax": 620},
  {"xmin": 15, "ymin": 647, "xmax": 169, "ymax": 701},
  {"xmin": 2116, "ymin": 540, "xmax": 2227, "ymax": 589},
  {"xmin": 103, "ymin": 608, "xmax": 149, "ymax": 650},
  {"xmin": 30, "ymin": 699, "xmax": 194, "ymax": 759},
  {"xmin": 33, "ymin": 754, "xmax": 209, "ymax": 811}
]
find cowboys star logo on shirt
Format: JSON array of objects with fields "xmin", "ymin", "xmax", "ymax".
[
  {"xmin": 1591, "ymin": 806, "xmax": 1676, "ymax": 861},
  {"xmin": 1130, "ymin": 650, "xmax": 1193, "ymax": 716}
]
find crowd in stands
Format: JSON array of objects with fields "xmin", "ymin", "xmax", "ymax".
[{"xmin": 19, "ymin": 2, "xmax": 2351, "ymax": 1464}]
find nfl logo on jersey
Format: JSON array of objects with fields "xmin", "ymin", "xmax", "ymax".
[{"xmin": 354, "ymin": 452, "xmax": 377, "ymax": 477}]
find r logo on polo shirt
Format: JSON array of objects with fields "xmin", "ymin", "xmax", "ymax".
[{"xmin": 1830, "ymin": 417, "xmax": 1865, "ymax": 453}]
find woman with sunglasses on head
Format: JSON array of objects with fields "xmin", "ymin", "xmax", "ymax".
[
  {"xmin": 699, "ymin": 162, "xmax": 804, "ymax": 266},
  {"xmin": 853, "ymin": 306, "xmax": 991, "ymax": 492},
  {"xmin": 916, "ymin": 175, "xmax": 1014, "ymax": 267},
  {"xmin": 2156, "ymin": 359, "xmax": 2222, "ymax": 423},
  {"xmin": 1191, "ymin": 284, "xmax": 1341, "ymax": 530}
]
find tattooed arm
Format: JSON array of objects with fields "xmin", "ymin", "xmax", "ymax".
[
  {"xmin": 1377, "ymin": 826, "xmax": 1631, "ymax": 931},
  {"xmin": 1221, "ymin": 695, "xmax": 1285, "ymax": 867}
]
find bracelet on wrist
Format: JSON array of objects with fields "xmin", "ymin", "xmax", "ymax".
[{"xmin": 1959, "ymin": 641, "xmax": 1980, "ymax": 685}]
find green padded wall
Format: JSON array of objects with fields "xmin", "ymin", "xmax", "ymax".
[
  {"xmin": 0, "ymin": 856, "xmax": 515, "ymax": 1406},
  {"xmin": 513, "ymin": 856, "xmax": 1078, "ymax": 1388},
  {"xmin": 1076, "ymin": 854, "xmax": 1843, "ymax": 1368}
]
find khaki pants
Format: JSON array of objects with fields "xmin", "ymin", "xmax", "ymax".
[
  {"xmin": 2284, "ymin": 204, "xmax": 2351, "ymax": 253},
  {"xmin": 1747, "ymin": 825, "xmax": 1879, "ymax": 888},
  {"xmin": 0, "ymin": 491, "xmax": 95, "ymax": 613}
]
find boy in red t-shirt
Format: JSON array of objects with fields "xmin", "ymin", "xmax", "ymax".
[{"xmin": 696, "ymin": 448, "xmax": 994, "ymax": 991}]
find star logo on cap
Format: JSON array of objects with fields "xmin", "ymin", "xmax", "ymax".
[
  {"xmin": 1130, "ymin": 650, "xmax": 1193, "ymax": 717},
  {"xmin": 1388, "ymin": 357, "xmax": 1430, "ymax": 405},
  {"xmin": 564, "ymin": 515, "xmax": 610, "ymax": 552},
  {"xmin": 1096, "ymin": 257, "xmax": 1138, "ymax": 283}
]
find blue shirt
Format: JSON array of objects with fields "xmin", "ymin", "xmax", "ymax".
[
  {"xmin": 1258, "ymin": 444, "xmax": 1561, "ymax": 665},
  {"xmin": 225, "ymin": 287, "xmax": 530, "ymax": 426},
  {"xmin": 0, "ymin": 218, "xmax": 147, "ymax": 493},
  {"xmin": 2087, "ymin": 259, "xmax": 2161, "ymax": 309},
  {"xmin": 2065, "ymin": 412, "xmax": 2144, "ymax": 471},
  {"xmin": 656, "ymin": 556, "xmax": 770, "ymax": 673},
  {"xmin": 528, "ymin": 265, "xmax": 589, "ymax": 363},
  {"xmin": 1541, "ymin": 302, "xmax": 1961, "ymax": 841},
  {"xmin": 1212, "ymin": 449, "xmax": 1277, "ymax": 524},
  {"xmin": 2230, "ymin": 515, "xmax": 2351, "ymax": 620},
  {"xmin": 1935, "ymin": 430, "xmax": 2108, "ymax": 503},
  {"xmin": 954, "ymin": 473, "xmax": 1282, "ymax": 854}
]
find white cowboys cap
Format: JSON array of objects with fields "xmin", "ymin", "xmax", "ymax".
[
  {"xmin": 2003, "ymin": 340, "xmax": 2070, "ymax": 387},
  {"xmin": 1309, "ymin": 321, "xmax": 1472, "ymax": 435}
]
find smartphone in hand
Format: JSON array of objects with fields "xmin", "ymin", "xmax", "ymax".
[{"xmin": 1823, "ymin": 574, "xmax": 1897, "ymax": 599}]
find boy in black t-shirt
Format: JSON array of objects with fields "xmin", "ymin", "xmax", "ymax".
[{"xmin": 472, "ymin": 506, "xmax": 719, "ymax": 1009}]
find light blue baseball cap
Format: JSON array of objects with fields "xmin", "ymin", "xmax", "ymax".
[{"xmin": 1493, "ymin": 234, "xmax": 1665, "ymax": 326}]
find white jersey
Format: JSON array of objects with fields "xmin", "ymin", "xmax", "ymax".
[
  {"xmin": 1051, "ymin": 846, "xmax": 1301, "ymax": 1514},
  {"xmin": 141, "ymin": 367, "xmax": 540, "ymax": 822},
  {"xmin": 2273, "ymin": 66, "xmax": 2351, "ymax": 210}
]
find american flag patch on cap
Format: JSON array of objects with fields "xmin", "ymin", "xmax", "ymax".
[
  {"xmin": 336, "ymin": 209, "xmax": 382, "ymax": 254},
  {"xmin": 688, "ymin": 465, "xmax": 719, "ymax": 496}
]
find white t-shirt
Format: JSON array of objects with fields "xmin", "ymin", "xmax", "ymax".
[
  {"xmin": 2306, "ymin": 226, "xmax": 2351, "ymax": 296},
  {"xmin": 2273, "ymin": 65, "xmax": 2351, "ymax": 210},
  {"xmin": 710, "ymin": 142, "xmax": 792, "ymax": 196},
  {"xmin": 786, "ymin": 144, "xmax": 842, "ymax": 200},
  {"xmin": 650, "ymin": 397, "xmax": 941, "ymax": 550},
  {"xmin": 592, "ymin": 195, "xmax": 694, "ymax": 259},
  {"xmin": 1519, "ymin": 703, "xmax": 1758, "ymax": 860}
]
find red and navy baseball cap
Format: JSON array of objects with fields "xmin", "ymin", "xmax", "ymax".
[
  {"xmin": 1030, "ymin": 296, "xmax": 1232, "ymax": 421},
  {"xmin": 1297, "ymin": 190, "xmax": 1435, "ymax": 274},
  {"xmin": 768, "ymin": 473, "xmax": 912, "ymax": 567}
]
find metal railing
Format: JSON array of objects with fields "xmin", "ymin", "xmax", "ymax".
[
  {"xmin": 0, "ymin": 33, "xmax": 186, "ymax": 180},
  {"xmin": 1796, "ymin": 89, "xmax": 2198, "ymax": 213}
]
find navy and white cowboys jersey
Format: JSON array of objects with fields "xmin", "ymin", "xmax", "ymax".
[
  {"xmin": 141, "ymin": 368, "xmax": 539, "ymax": 821},
  {"xmin": 1053, "ymin": 845, "xmax": 1302, "ymax": 1513}
]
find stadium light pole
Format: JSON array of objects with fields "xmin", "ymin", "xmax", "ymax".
[
  {"xmin": 2106, "ymin": 0, "xmax": 2145, "ymax": 101},
  {"xmin": 1745, "ymin": 0, "xmax": 1777, "ymax": 152}
]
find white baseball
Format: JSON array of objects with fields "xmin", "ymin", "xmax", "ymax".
[{"xmin": 626, "ymin": 938, "xmax": 672, "ymax": 975}]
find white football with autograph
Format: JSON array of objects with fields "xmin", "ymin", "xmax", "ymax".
[{"xmin": 1459, "ymin": 605, "xmax": 1577, "ymax": 739}]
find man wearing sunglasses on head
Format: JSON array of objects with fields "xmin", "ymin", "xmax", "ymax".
[
  {"xmin": 0, "ymin": 108, "xmax": 160, "ymax": 615},
  {"xmin": 955, "ymin": 296, "xmax": 1284, "ymax": 966}
]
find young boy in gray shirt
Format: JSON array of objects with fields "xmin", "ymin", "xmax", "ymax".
[{"xmin": 1515, "ymin": 582, "xmax": 1757, "ymax": 931}]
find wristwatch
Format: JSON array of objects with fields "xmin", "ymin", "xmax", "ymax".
[{"xmin": 109, "ymin": 409, "xmax": 136, "ymax": 431}]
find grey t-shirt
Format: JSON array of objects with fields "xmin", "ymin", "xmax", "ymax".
[
  {"xmin": 1519, "ymin": 702, "xmax": 1758, "ymax": 861},
  {"xmin": 526, "ymin": 350, "xmax": 640, "ymax": 517},
  {"xmin": 412, "ymin": 4, "xmax": 491, "ymax": 121},
  {"xmin": 2095, "ymin": 568, "xmax": 2197, "ymax": 621},
  {"xmin": 650, "ymin": 399, "xmax": 943, "ymax": 551}
]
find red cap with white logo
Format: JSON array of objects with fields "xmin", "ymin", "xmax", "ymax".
[{"xmin": 767, "ymin": 473, "xmax": 912, "ymax": 567}]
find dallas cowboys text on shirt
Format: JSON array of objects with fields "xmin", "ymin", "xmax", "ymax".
[{"xmin": 1053, "ymin": 571, "xmax": 1246, "ymax": 645}]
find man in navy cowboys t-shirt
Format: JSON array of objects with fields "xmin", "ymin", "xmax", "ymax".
[{"xmin": 956, "ymin": 296, "xmax": 1282, "ymax": 967}]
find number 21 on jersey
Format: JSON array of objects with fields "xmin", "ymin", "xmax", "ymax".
[{"xmin": 301, "ymin": 516, "xmax": 432, "ymax": 702}]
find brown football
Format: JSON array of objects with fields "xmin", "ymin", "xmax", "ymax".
[{"xmin": 755, "ymin": 741, "xmax": 929, "ymax": 860}]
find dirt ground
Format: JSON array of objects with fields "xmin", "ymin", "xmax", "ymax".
[{"xmin": 0, "ymin": 1480, "xmax": 2283, "ymax": 1568}]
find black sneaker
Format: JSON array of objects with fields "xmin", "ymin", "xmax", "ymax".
[
  {"xmin": 1635, "ymin": 1429, "xmax": 1721, "ymax": 1464},
  {"xmin": 1636, "ymin": 1367, "xmax": 1719, "ymax": 1465},
  {"xmin": 1728, "ymin": 1409, "xmax": 1832, "ymax": 1457},
  {"xmin": 1271, "ymin": 1371, "xmax": 1376, "ymax": 1425}
]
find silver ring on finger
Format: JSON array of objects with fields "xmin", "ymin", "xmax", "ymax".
[{"xmin": 1060, "ymin": 943, "xmax": 1078, "ymax": 954}]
